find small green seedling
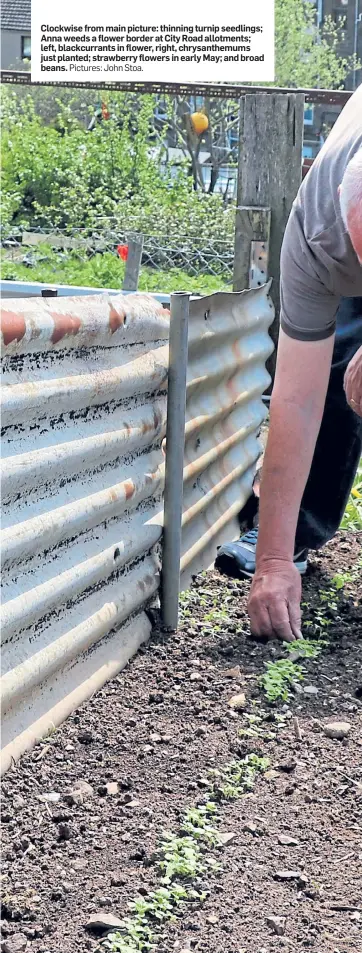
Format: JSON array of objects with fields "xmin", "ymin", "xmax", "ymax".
[{"xmin": 260, "ymin": 657, "xmax": 304, "ymax": 702}]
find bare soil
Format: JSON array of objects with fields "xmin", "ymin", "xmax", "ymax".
[{"xmin": 1, "ymin": 532, "xmax": 361, "ymax": 953}]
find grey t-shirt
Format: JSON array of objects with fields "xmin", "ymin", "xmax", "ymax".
[{"xmin": 280, "ymin": 84, "xmax": 362, "ymax": 342}]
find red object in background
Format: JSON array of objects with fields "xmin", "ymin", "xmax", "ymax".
[
  {"xmin": 101, "ymin": 102, "xmax": 110, "ymax": 120},
  {"xmin": 117, "ymin": 244, "xmax": 129, "ymax": 261},
  {"xmin": 302, "ymin": 157, "xmax": 314, "ymax": 180}
]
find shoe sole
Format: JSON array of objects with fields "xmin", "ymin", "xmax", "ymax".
[{"xmin": 215, "ymin": 554, "xmax": 308, "ymax": 579}]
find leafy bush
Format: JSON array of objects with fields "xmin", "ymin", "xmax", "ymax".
[{"xmin": 1, "ymin": 89, "xmax": 235, "ymax": 246}]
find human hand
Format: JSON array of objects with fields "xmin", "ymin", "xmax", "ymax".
[
  {"xmin": 344, "ymin": 345, "xmax": 362, "ymax": 417},
  {"xmin": 248, "ymin": 558, "xmax": 302, "ymax": 642}
]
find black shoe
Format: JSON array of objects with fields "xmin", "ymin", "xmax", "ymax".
[{"xmin": 215, "ymin": 528, "xmax": 308, "ymax": 579}]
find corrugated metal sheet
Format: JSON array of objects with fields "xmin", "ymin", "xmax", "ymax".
[
  {"xmin": 0, "ymin": 280, "xmax": 170, "ymax": 305},
  {"xmin": 1, "ymin": 285, "xmax": 274, "ymax": 773},
  {"xmin": 180, "ymin": 285, "xmax": 274, "ymax": 589},
  {"xmin": 0, "ymin": 293, "xmax": 169, "ymax": 775}
]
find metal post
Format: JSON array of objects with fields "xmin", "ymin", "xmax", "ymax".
[
  {"xmin": 122, "ymin": 235, "xmax": 144, "ymax": 291},
  {"xmin": 161, "ymin": 292, "xmax": 190, "ymax": 632}
]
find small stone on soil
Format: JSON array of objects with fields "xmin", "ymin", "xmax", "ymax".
[
  {"xmin": 276, "ymin": 761, "xmax": 297, "ymax": 773},
  {"xmin": 243, "ymin": 822, "xmax": 258, "ymax": 835},
  {"xmin": 38, "ymin": 791, "xmax": 60, "ymax": 803},
  {"xmin": 217, "ymin": 832, "xmax": 237, "ymax": 846},
  {"xmin": 85, "ymin": 912, "xmax": 125, "ymax": 933},
  {"xmin": 223, "ymin": 666, "xmax": 242, "ymax": 679},
  {"xmin": 266, "ymin": 915, "xmax": 286, "ymax": 936},
  {"xmin": 324, "ymin": 721, "xmax": 352, "ymax": 740},
  {"xmin": 2, "ymin": 934, "xmax": 28, "ymax": 953},
  {"xmin": 64, "ymin": 780, "xmax": 94, "ymax": 805},
  {"xmin": 110, "ymin": 872, "xmax": 127, "ymax": 887},
  {"xmin": 57, "ymin": 822, "xmax": 71, "ymax": 841},
  {"xmin": 77, "ymin": 730, "xmax": 94, "ymax": 744},
  {"xmin": 228, "ymin": 693, "xmax": 246, "ymax": 710},
  {"xmin": 274, "ymin": 870, "xmax": 301, "ymax": 881},
  {"xmin": 278, "ymin": 834, "xmax": 300, "ymax": 846}
]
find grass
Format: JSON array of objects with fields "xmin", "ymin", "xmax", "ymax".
[
  {"xmin": 99, "ymin": 753, "xmax": 269, "ymax": 952},
  {"xmin": 1, "ymin": 245, "xmax": 231, "ymax": 295}
]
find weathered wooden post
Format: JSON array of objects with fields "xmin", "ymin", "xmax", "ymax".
[
  {"xmin": 122, "ymin": 234, "xmax": 144, "ymax": 292},
  {"xmin": 233, "ymin": 92, "xmax": 305, "ymax": 378}
]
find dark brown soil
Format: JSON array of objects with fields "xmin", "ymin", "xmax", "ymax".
[{"xmin": 1, "ymin": 532, "xmax": 361, "ymax": 953}]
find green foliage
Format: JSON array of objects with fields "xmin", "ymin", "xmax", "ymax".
[
  {"xmin": 274, "ymin": 0, "xmax": 359, "ymax": 88},
  {"xmin": 129, "ymin": 884, "xmax": 188, "ymax": 922},
  {"xmin": 0, "ymin": 88, "xmax": 234, "ymax": 243},
  {"xmin": 156, "ymin": 832, "xmax": 204, "ymax": 883},
  {"xmin": 341, "ymin": 462, "xmax": 362, "ymax": 532},
  {"xmin": 286, "ymin": 639, "xmax": 324, "ymax": 660},
  {"xmin": 99, "ymin": 753, "xmax": 268, "ymax": 952},
  {"xmin": 182, "ymin": 803, "xmax": 220, "ymax": 844},
  {"xmin": 260, "ymin": 637, "xmax": 326, "ymax": 702},
  {"xmin": 0, "ymin": 245, "xmax": 229, "ymax": 294},
  {"xmin": 260, "ymin": 658, "xmax": 304, "ymax": 702},
  {"xmin": 208, "ymin": 753, "xmax": 269, "ymax": 799}
]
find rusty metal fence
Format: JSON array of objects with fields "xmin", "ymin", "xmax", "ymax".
[
  {"xmin": 0, "ymin": 285, "xmax": 274, "ymax": 773},
  {"xmin": 0, "ymin": 293, "xmax": 170, "ymax": 774}
]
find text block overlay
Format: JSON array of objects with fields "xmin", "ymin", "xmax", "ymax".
[{"xmin": 31, "ymin": 0, "xmax": 275, "ymax": 83}]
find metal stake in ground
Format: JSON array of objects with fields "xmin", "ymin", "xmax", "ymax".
[
  {"xmin": 122, "ymin": 235, "xmax": 144, "ymax": 292},
  {"xmin": 161, "ymin": 293, "xmax": 190, "ymax": 632}
]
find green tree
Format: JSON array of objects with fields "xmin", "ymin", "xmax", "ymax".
[{"xmin": 274, "ymin": 0, "xmax": 359, "ymax": 88}]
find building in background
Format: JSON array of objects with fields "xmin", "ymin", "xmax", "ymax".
[
  {"xmin": 303, "ymin": 0, "xmax": 362, "ymax": 160},
  {"xmin": 1, "ymin": 0, "xmax": 31, "ymax": 70}
]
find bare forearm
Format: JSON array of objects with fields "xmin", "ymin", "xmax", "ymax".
[
  {"xmin": 256, "ymin": 399, "xmax": 323, "ymax": 564},
  {"xmin": 256, "ymin": 331, "xmax": 335, "ymax": 568}
]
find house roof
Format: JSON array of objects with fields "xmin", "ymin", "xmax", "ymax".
[{"xmin": 1, "ymin": 0, "xmax": 31, "ymax": 31}]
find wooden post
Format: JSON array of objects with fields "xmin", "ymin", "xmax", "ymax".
[
  {"xmin": 233, "ymin": 206, "xmax": 271, "ymax": 292},
  {"xmin": 234, "ymin": 92, "xmax": 304, "ymax": 377},
  {"xmin": 122, "ymin": 235, "xmax": 144, "ymax": 292}
]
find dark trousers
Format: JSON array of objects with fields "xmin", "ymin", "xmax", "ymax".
[{"xmin": 295, "ymin": 297, "xmax": 362, "ymax": 551}]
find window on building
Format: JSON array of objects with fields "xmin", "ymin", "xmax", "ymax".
[
  {"xmin": 21, "ymin": 36, "xmax": 31, "ymax": 59},
  {"xmin": 304, "ymin": 104, "xmax": 314, "ymax": 126}
]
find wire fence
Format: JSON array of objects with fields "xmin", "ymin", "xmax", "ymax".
[{"xmin": 1, "ymin": 225, "xmax": 234, "ymax": 281}]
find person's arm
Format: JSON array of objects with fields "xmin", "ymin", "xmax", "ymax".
[{"xmin": 248, "ymin": 329, "xmax": 335, "ymax": 642}]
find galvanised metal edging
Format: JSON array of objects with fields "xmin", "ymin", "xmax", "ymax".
[
  {"xmin": 0, "ymin": 292, "xmax": 170, "ymax": 775},
  {"xmin": 180, "ymin": 284, "xmax": 274, "ymax": 590},
  {"xmin": 0, "ymin": 279, "xmax": 170, "ymax": 306},
  {"xmin": 1, "ymin": 284, "xmax": 274, "ymax": 771}
]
